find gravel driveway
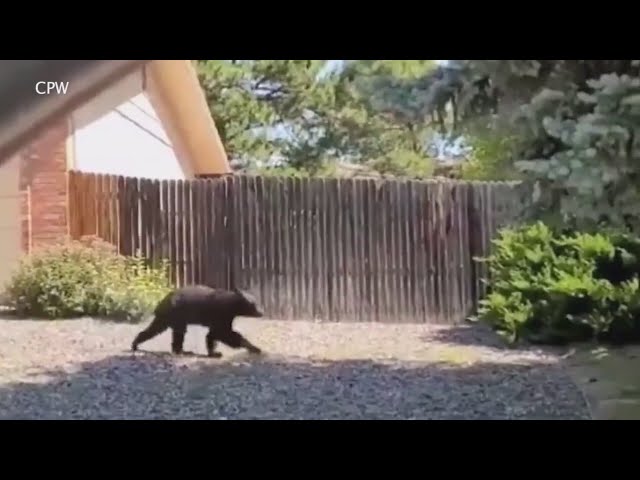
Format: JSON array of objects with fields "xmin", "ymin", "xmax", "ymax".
[{"xmin": 0, "ymin": 316, "xmax": 591, "ymax": 419}]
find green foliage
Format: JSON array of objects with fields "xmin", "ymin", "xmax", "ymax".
[
  {"xmin": 196, "ymin": 60, "xmax": 443, "ymax": 177},
  {"xmin": 420, "ymin": 60, "xmax": 640, "ymax": 233},
  {"xmin": 342, "ymin": 60, "xmax": 440, "ymax": 147},
  {"xmin": 195, "ymin": 60, "xmax": 330, "ymax": 166},
  {"xmin": 475, "ymin": 222, "xmax": 640, "ymax": 345},
  {"xmin": 368, "ymin": 149, "xmax": 435, "ymax": 179},
  {"xmin": 247, "ymin": 149, "xmax": 435, "ymax": 180},
  {"xmin": 247, "ymin": 165, "xmax": 315, "ymax": 178},
  {"xmin": 512, "ymin": 71, "xmax": 640, "ymax": 232},
  {"xmin": 4, "ymin": 236, "xmax": 171, "ymax": 322},
  {"xmin": 458, "ymin": 122, "xmax": 522, "ymax": 181}
]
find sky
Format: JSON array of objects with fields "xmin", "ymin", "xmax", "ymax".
[{"xmin": 321, "ymin": 60, "xmax": 344, "ymax": 76}]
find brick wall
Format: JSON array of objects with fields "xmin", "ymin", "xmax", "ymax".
[{"xmin": 19, "ymin": 120, "xmax": 70, "ymax": 251}]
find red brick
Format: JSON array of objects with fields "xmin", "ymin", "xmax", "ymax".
[{"xmin": 19, "ymin": 120, "xmax": 69, "ymax": 251}]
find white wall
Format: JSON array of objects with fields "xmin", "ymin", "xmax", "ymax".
[{"xmin": 69, "ymin": 68, "xmax": 188, "ymax": 180}]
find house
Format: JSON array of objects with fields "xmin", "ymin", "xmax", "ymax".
[{"xmin": 0, "ymin": 60, "xmax": 231, "ymax": 287}]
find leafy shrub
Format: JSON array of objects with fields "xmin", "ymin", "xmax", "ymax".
[
  {"xmin": 458, "ymin": 123, "xmax": 522, "ymax": 182},
  {"xmin": 4, "ymin": 236, "xmax": 171, "ymax": 322},
  {"xmin": 249, "ymin": 149, "xmax": 436, "ymax": 180},
  {"xmin": 367, "ymin": 149, "xmax": 435, "ymax": 179},
  {"xmin": 474, "ymin": 222, "xmax": 640, "ymax": 345}
]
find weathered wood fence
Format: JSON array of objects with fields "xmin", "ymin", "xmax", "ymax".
[{"xmin": 68, "ymin": 170, "xmax": 522, "ymax": 323}]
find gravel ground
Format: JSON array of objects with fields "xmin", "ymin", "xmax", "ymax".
[{"xmin": 0, "ymin": 316, "xmax": 591, "ymax": 419}]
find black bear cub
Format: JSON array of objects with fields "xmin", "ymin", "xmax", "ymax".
[{"xmin": 131, "ymin": 284, "xmax": 264, "ymax": 358}]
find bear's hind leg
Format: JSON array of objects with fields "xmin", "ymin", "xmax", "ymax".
[{"xmin": 205, "ymin": 329, "xmax": 223, "ymax": 358}]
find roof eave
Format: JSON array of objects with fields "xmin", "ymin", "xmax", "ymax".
[{"xmin": 144, "ymin": 60, "xmax": 231, "ymax": 177}]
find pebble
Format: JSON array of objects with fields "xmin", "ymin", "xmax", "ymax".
[{"xmin": 0, "ymin": 317, "xmax": 591, "ymax": 420}]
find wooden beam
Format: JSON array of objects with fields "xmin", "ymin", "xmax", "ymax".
[{"xmin": 145, "ymin": 61, "xmax": 231, "ymax": 175}]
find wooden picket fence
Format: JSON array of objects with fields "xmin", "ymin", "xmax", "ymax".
[{"xmin": 67, "ymin": 170, "xmax": 523, "ymax": 324}]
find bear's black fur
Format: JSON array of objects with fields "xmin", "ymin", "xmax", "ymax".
[{"xmin": 131, "ymin": 284, "xmax": 264, "ymax": 357}]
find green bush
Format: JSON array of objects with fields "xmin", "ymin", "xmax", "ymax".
[
  {"xmin": 367, "ymin": 149, "xmax": 435, "ymax": 179},
  {"xmin": 474, "ymin": 222, "xmax": 640, "ymax": 345},
  {"xmin": 458, "ymin": 124, "xmax": 522, "ymax": 182},
  {"xmin": 4, "ymin": 236, "xmax": 172, "ymax": 322}
]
